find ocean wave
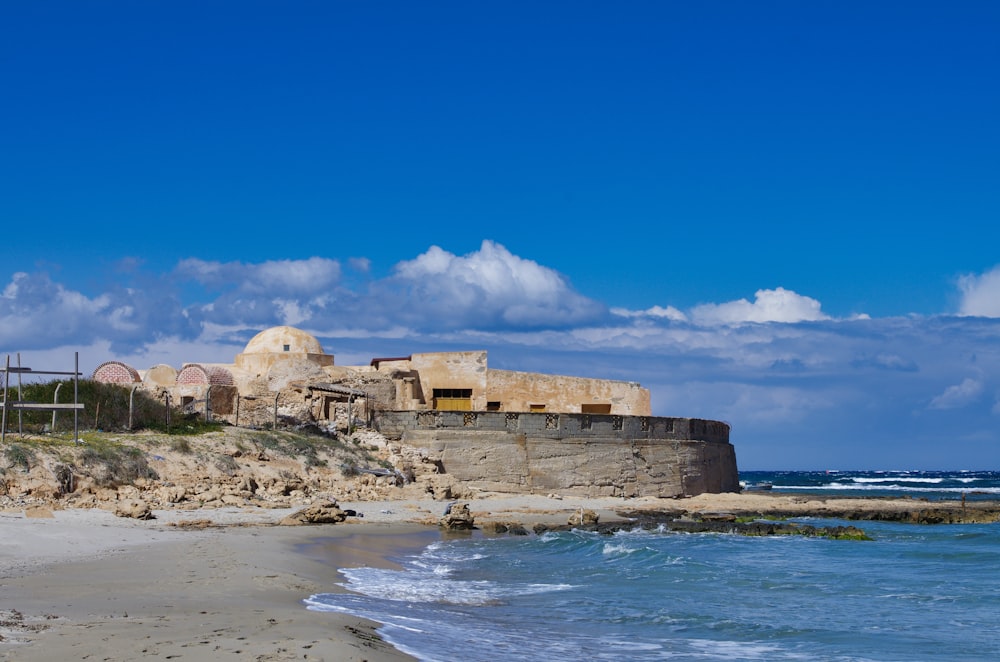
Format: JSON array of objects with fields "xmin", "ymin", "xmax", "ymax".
[
  {"xmin": 305, "ymin": 514, "xmax": 1000, "ymax": 662},
  {"xmin": 780, "ymin": 485, "xmax": 1000, "ymax": 494},
  {"xmin": 331, "ymin": 565, "xmax": 574, "ymax": 606},
  {"xmin": 602, "ymin": 541, "xmax": 640, "ymax": 556},
  {"xmin": 848, "ymin": 477, "xmax": 945, "ymax": 484}
]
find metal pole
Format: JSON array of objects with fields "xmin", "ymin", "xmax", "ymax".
[
  {"xmin": 205, "ymin": 386, "xmax": 211, "ymax": 422},
  {"xmin": 164, "ymin": 392, "xmax": 171, "ymax": 431},
  {"xmin": 73, "ymin": 352, "xmax": 80, "ymax": 444},
  {"xmin": 273, "ymin": 392, "xmax": 279, "ymax": 429},
  {"xmin": 16, "ymin": 353, "xmax": 23, "ymax": 436},
  {"xmin": 235, "ymin": 396, "xmax": 240, "ymax": 427},
  {"xmin": 128, "ymin": 385, "xmax": 138, "ymax": 430},
  {"xmin": 52, "ymin": 383, "xmax": 63, "ymax": 431},
  {"xmin": 347, "ymin": 393, "xmax": 353, "ymax": 432},
  {"xmin": 1, "ymin": 354, "xmax": 9, "ymax": 444}
]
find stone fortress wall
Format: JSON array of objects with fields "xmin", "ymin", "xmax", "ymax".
[
  {"xmin": 376, "ymin": 410, "xmax": 738, "ymax": 498},
  {"xmin": 93, "ymin": 326, "xmax": 740, "ymax": 497}
]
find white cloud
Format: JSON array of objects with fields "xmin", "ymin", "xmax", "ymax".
[
  {"xmin": 387, "ymin": 240, "xmax": 604, "ymax": 328},
  {"xmin": 929, "ymin": 378, "xmax": 984, "ymax": 410},
  {"xmin": 0, "ymin": 272, "xmax": 110, "ymax": 347},
  {"xmin": 690, "ymin": 287, "xmax": 829, "ymax": 325},
  {"xmin": 348, "ymin": 257, "xmax": 371, "ymax": 273},
  {"xmin": 172, "ymin": 257, "xmax": 343, "ymax": 328},
  {"xmin": 6, "ymin": 243, "xmax": 1000, "ymax": 468},
  {"xmin": 273, "ymin": 299, "xmax": 309, "ymax": 326},
  {"xmin": 611, "ymin": 305, "xmax": 688, "ymax": 322},
  {"xmin": 175, "ymin": 257, "xmax": 341, "ymax": 295},
  {"xmin": 957, "ymin": 265, "xmax": 1000, "ymax": 317}
]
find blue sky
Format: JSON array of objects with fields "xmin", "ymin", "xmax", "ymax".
[{"xmin": 2, "ymin": 2, "xmax": 999, "ymax": 469}]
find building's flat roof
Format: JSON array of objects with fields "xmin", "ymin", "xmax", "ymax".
[
  {"xmin": 370, "ymin": 356, "xmax": 411, "ymax": 368},
  {"xmin": 309, "ymin": 382, "xmax": 367, "ymax": 397}
]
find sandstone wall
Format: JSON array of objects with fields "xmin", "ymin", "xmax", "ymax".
[
  {"xmin": 485, "ymin": 369, "xmax": 650, "ymax": 416},
  {"xmin": 375, "ymin": 411, "xmax": 738, "ymax": 498},
  {"xmin": 409, "ymin": 351, "xmax": 488, "ymax": 408}
]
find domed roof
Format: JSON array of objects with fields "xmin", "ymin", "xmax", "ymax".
[{"xmin": 242, "ymin": 326, "xmax": 326, "ymax": 355}]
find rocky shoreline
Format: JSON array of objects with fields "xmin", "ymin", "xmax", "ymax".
[
  {"xmin": 3, "ymin": 426, "xmax": 997, "ymax": 536},
  {"xmin": 444, "ymin": 492, "xmax": 1000, "ymax": 541}
]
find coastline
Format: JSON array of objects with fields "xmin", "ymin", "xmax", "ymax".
[{"xmin": 2, "ymin": 491, "xmax": 998, "ymax": 661}]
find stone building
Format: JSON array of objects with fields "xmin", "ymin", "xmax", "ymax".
[
  {"xmin": 92, "ymin": 325, "xmax": 651, "ymax": 428},
  {"xmin": 92, "ymin": 325, "xmax": 740, "ymax": 496}
]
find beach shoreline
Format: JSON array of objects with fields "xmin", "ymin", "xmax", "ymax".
[
  {"xmin": 2, "ymin": 491, "xmax": 998, "ymax": 661},
  {"xmin": 0, "ymin": 509, "xmax": 430, "ymax": 661}
]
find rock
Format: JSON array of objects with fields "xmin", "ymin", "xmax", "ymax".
[
  {"xmin": 480, "ymin": 520, "xmax": 530, "ymax": 536},
  {"xmin": 568, "ymin": 509, "xmax": 599, "ymax": 526},
  {"xmin": 439, "ymin": 502, "xmax": 475, "ymax": 530},
  {"xmin": 480, "ymin": 521, "xmax": 509, "ymax": 534},
  {"xmin": 156, "ymin": 485, "xmax": 187, "ymax": 504},
  {"xmin": 168, "ymin": 518, "xmax": 216, "ymax": 529},
  {"xmin": 279, "ymin": 500, "xmax": 347, "ymax": 526},
  {"xmin": 117, "ymin": 485, "xmax": 141, "ymax": 500},
  {"xmin": 238, "ymin": 476, "xmax": 259, "ymax": 493},
  {"xmin": 115, "ymin": 499, "xmax": 154, "ymax": 520},
  {"xmin": 700, "ymin": 511, "xmax": 737, "ymax": 522},
  {"xmin": 65, "ymin": 493, "xmax": 97, "ymax": 508},
  {"xmin": 420, "ymin": 475, "xmax": 457, "ymax": 500},
  {"xmin": 24, "ymin": 506, "xmax": 54, "ymax": 518}
]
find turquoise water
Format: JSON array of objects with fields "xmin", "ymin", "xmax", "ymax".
[{"xmin": 306, "ymin": 472, "xmax": 1000, "ymax": 662}]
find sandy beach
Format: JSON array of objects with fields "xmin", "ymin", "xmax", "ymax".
[
  {"xmin": 3, "ymin": 492, "xmax": 997, "ymax": 661},
  {"xmin": 0, "ymin": 506, "xmax": 432, "ymax": 661}
]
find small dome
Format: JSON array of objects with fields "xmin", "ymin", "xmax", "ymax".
[
  {"xmin": 242, "ymin": 326, "xmax": 325, "ymax": 356},
  {"xmin": 92, "ymin": 361, "xmax": 140, "ymax": 383}
]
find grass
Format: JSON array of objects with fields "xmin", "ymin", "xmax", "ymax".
[
  {"xmin": 75, "ymin": 438, "xmax": 159, "ymax": 487},
  {"xmin": 3, "ymin": 443, "xmax": 36, "ymax": 473},
  {"xmin": 0, "ymin": 425, "xmax": 386, "ymax": 495},
  {"xmin": 246, "ymin": 429, "xmax": 367, "ymax": 466},
  {"xmin": 10, "ymin": 379, "xmax": 226, "ymax": 434},
  {"xmin": 170, "ymin": 437, "xmax": 194, "ymax": 454}
]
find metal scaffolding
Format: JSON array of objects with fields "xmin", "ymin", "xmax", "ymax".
[{"xmin": 1, "ymin": 352, "xmax": 84, "ymax": 444}]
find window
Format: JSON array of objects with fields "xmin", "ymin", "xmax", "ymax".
[
  {"xmin": 486, "ymin": 401, "xmax": 501, "ymax": 411},
  {"xmin": 433, "ymin": 388, "xmax": 472, "ymax": 399},
  {"xmin": 529, "ymin": 404, "xmax": 546, "ymax": 412},
  {"xmin": 581, "ymin": 403, "xmax": 612, "ymax": 414},
  {"xmin": 433, "ymin": 388, "xmax": 473, "ymax": 411},
  {"xmin": 283, "ymin": 344, "xmax": 290, "ymax": 352}
]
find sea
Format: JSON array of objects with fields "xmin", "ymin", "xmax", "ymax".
[{"xmin": 304, "ymin": 470, "xmax": 1000, "ymax": 662}]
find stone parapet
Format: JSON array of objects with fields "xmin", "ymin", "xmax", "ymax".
[
  {"xmin": 374, "ymin": 410, "xmax": 738, "ymax": 498},
  {"xmin": 374, "ymin": 410, "xmax": 731, "ymax": 444}
]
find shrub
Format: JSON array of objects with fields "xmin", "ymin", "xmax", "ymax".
[
  {"xmin": 13, "ymin": 379, "xmax": 224, "ymax": 434},
  {"xmin": 170, "ymin": 437, "xmax": 193, "ymax": 454},
  {"xmin": 214, "ymin": 453, "xmax": 240, "ymax": 475},
  {"xmin": 77, "ymin": 443, "xmax": 158, "ymax": 487},
  {"xmin": 3, "ymin": 444, "xmax": 36, "ymax": 473}
]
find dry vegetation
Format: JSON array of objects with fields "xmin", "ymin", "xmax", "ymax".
[{"xmin": 0, "ymin": 424, "xmax": 456, "ymax": 513}]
